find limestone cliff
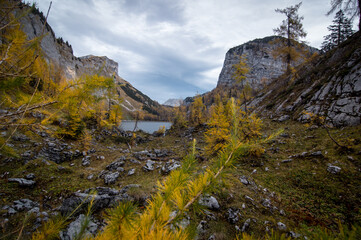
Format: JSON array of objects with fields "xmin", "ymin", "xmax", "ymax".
[
  {"xmin": 19, "ymin": 5, "xmax": 166, "ymax": 119},
  {"xmin": 249, "ymin": 32, "xmax": 361, "ymax": 126},
  {"xmin": 217, "ymin": 36, "xmax": 317, "ymax": 89}
]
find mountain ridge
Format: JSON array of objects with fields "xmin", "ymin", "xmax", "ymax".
[{"xmin": 20, "ymin": 4, "xmax": 169, "ymax": 120}]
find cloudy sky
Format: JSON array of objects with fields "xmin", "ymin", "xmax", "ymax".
[{"xmin": 34, "ymin": 0, "xmax": 356, "ymax": 103}]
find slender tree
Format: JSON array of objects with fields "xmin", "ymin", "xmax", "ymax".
[
  {"xmin": 327, "ymin": 0, "xmax": 361, "ymax": 30},
  {"xmin": 273, "ymin": 2, "xmax": 307, "ymax": 73},
  {"xmin": 321, "ymin": 10, "xmax": 355, "ymax": 52},
  {"xmin": 231, "ymin": 54, "xmax": 251, "ymax": 113}
]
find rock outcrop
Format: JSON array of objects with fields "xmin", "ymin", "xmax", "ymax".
[
  {"xmin": 249, "ymin": 32, "xmax": 361, "ymax": 126},
  {"xmin": 18, "ymin": 5, "xmax": 166, "ymax": 119},
  {"xmin": 217, "ymin": 36, "xmax": 317, "ymax": 89},
  {"xmin": 19, "ymin": 11, "xmax": 118, "ymax": 80}
]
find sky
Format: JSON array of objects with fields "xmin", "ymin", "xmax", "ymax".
[{"xmin": 34, "ymin": 0, "xmax": 357, "ymax": 104}]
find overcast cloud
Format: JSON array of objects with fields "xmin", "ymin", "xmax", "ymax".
[{"xmin": 34, "ymin": 0, "xmax": 356, "ymax": 103}]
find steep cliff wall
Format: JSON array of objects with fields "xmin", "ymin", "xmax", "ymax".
[
  {"xmin": 217, "ymin": 36, "xmax": 317, "ymax": 89},
  {"xmin": 19, "ymin": 11, "xmax": 118, "ymax": 79},
  {"xmin": 17, "ymin": 5, "xmax": 168, "ymax": 119},
  {"xmin": 249, "ymin": 32, "xmax": 361, "ymax": 126}
]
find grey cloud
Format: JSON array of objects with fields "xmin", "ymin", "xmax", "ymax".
[{"xmin": 110, "ymin": 0, "xmax": 186, "ymax": 24}]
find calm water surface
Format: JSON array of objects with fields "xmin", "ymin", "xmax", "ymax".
[{"xmin": 119, "ymin": 120, "xmax": 172, "ymax": 134}]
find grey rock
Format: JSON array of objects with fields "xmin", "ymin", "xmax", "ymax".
[
  {"xmin": 161, "ymin": 159, "xmax": 181, "ymax": 175},
  {"xmin": 280, "ymin": 209, "xmax": 286, "ymax": 216},
  {"xmin": 8, "ymin": 199, "xmax": 39, "ymax": 214},
  {"xmin": 288, "ymin": 231, "xmax": 301, "ymax": 238},
  {"xmin": 25, "ymin": 173, "xmax": 35, "ymax": 180},
  {"xmin": 129, "ymin": 159, "xmax": 141, "ymax": 164},
  {"xmin": 241, "ymin": 218, "xmax": 251, "ymax": 232},
  {"xmin": 143, "ymin": 160, "xmax": 155, "ymax": 171},
  {"xmin": 87, "ymin": 174, "xmax": 94, "ymax": 180},
  {"xmin": 217, "ymin": 36, "xmax": 314, "ymax": 89},
  {"xmin": 40, "ymin": 140, "xmax": 73, "ymax": 164},
  {"xmin": 60, "ymin": 187, "xmax": 130, "ymax": 216},
  {"xmin": 278, "ymin": 115, "xmax": 290, "ymax": 122},
  {"xmin": 225, "ymin": 208, "xmax": 240, "ymax": 224},
  {"xmin": 280, "ymin": 133, "xmax": 290, "ymax": 138},
  {"xmin": 277, "ymin": 222, "xmax": 287, "ymax": 231},
  {"xmin": 127, "ymin": 168, "xmax": 135, "ymax": 176},
  {"xmin": 197, "ymin": 220, "xmax": 208, "ymax": 234},
  {"xmin": 82, "ymin": 156, "xmax": 91, "ymax": 166},
  {"xmin": 261, "ymin": 198, "xmax": 272, "ymax": 208},
  {"xmin": 327, "ymin": 164, "xmax": 341, "ymax": 174},
  {"xmin": 8, "ymin": 178, "xmax": 36, "ymax": 188},
  {"xmin": 60, "ymin": 214, "xmax": 98, "ymax": 240},
  {"xmin": 281, "ymin": 159, "xmax": 293, "ymax": 163},
  {"xmin": 104, "ymin": 172, "xmax": 120, "ymax": 185},
  {"xmin": 154, "ymin": 149, "xmax": 169, "ymax": 157},
  {"xmin": 310, "ymin": 151, "xmax": 323, "ymax": 157},
  {"xmin": 245, "ymin": 195, "xmax": 255, "ymax": 204},
  {"xmin": 199, "ymin": 196, "xmax": 220, "ymax": 210},
  {"xmin": 106, "ymin": 160, "xmax": 125, "ymax": 171},
  {"xmin": 239, "ymin": 175, "xmax": 249, "ymax": 185},
  {"xmin": 12, "ymin": 134, "xmax": 30, "ymax": 142},
  {"xmin": 208, "ymin": 234, "xmax": 216, "ymax": 240}
]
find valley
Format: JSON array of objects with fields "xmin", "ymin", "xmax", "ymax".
[{"xmin": 1, "ymin": 1, "xmax": 361, "ymax": 239}]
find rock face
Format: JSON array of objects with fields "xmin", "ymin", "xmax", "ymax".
[
  {"xmin": 19, "ymin": 12, "xmax": 118, "ymax": 80},
  {"xmin": 249, "ymin": 32, "xmax": 361, "ymax": 127},
  {"xmin": 217, "ymin": 36, "xmax": 316, "ymax": 89},
  {"xmin": 17, "ymin": 5, "xmax": 165, "ymax": 119}
]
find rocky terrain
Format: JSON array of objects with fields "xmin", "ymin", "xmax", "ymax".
[{"xmin": 249, "ymin": 31, "xmax": 361, "ymax": 127}]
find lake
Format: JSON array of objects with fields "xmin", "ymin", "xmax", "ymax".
[{"xmin": 119, "ymin": 120, "xmax": 172, "ymax": 134}]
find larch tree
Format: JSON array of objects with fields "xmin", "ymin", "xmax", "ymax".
[
  {"xmin": 189, "ymin": 95, "xmax": 206, "ymax": 126},
  {"xmin": 273, "ymin": 2, "xmax": 307, "ymax": 73},
  {"xmin": 321, "ymin": 10, "xmax": 355, "ymax": 52},
  {"xmin": 231, "ymin": 54, "xmax": 251, "ymax": 113},
  {"xmin": 327, "ymin": 0, "xmax": 361, "ymax": 30}
]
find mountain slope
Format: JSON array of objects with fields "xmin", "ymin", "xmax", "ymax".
[
  {"xmin": 20, "ymin": 4, "xmax": 167, "ymax": 120},
  {"xmin": 250, "ymin": 31, "xmax": 361, "ymax": 126}
]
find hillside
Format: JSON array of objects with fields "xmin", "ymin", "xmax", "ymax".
[
  {"xmin": 249, "ymin": 31, "xmax": 361, "ymax": 126},
  {"xmin": 20, "ymin": 4, "xmax": 169, "ymax": 120}
]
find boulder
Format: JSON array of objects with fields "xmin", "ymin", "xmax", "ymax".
[
  {"xmin": 59, "ymin": 187, "xmax": 130, "ymax": 216},
  {"xmin": 277, "ymin": 222, "xmax": 287, "ymax": 231},
  {"xmin": 82, "ymin": 156, "xmax": 91, "ymax": 166},
  {"xmin": 225, "ymin": 208, "xmax": 240, "ymax": 224},
  {"xmin": 143, "ymin": 160, "xmax": 155, "ymax": 171},
  {"xmin": 8, "ymin": 178, "xmax": 36, "ymax": 188},
  {"xmin": 161, "ymin": 160, "xmax": 181, "ymax": 175},
  {"xmin": 104, "ymin": 172, "xmax": 120, "ymax": 185},
  {"xmin": 60, "ymin": 214, "xmax": 98, "ymax": 240},
  {"xmin": 199, "ymin": 196, "xmax": 220, "ymax": 210},
  {"xmin": 327, "ymin": 164, "xmax": 341, "ymax": 174},
  {"xmin": 106, "ymin": 160, "xmax": 125, "ymax": 171},
  {"xmin": 127, "ymin": 168, "xmax": 135, "ymax": 176}
]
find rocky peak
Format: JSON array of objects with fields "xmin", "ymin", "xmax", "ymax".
[
  {"xmin": 217, "ymin": 36, "xmax": 317, "ymax": 89},
  {"xmin": 249, "ymin": 32, "xmax": 361, "ymax": 127},
  {"xmin": 19, "ymin": 8, "xmax": 118, "ymax": 80}
]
